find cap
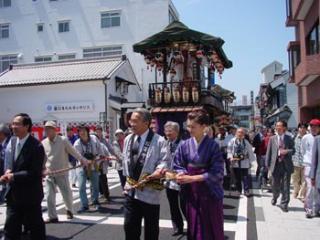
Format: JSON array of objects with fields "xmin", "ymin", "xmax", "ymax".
[
  {"xmin": 309, "ymin": 119, "xmax": 320, "ymax": 126},
  {"xmin": 115, "ymin": 129, "xmax": 124, "ymax": 136},
  {"xmin": 44, "ymin": 121, "xmax": 57, "ymax": 128}
]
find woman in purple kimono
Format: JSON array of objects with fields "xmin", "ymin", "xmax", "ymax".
[{"xmin": 174, "ymin": 109, "xmax": 224, "ymax": 240}]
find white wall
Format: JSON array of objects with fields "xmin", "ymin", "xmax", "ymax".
[
  {"xmin": 261, "ymin": 61, "xmax": 283, "ymax": 83},
  {"xmin": 287, "ymin": 82, "xmax": 298, "ymax": 129},
  {"xmin": 0, "ymin": 0, "xmax": 177, "ymax": 102},
  {"xmin": 0, "ymin": 80, "xmax": 105, "ymax": 124}
]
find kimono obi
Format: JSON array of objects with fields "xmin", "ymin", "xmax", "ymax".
[{"xmin": 187, "ymin": 163, "xmax": 208, "ymax": 174}]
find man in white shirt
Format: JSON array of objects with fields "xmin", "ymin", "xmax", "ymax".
[
  {"xmin": 42, "ymin": 121, "xmax": 87, "ymax": 223},
  {"xmin": 302, "ymin": 119, "xmax": 320, "ymax": 218}
]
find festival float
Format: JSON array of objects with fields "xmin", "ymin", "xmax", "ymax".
[{"xmin": 133, "ymin": 21, "xmax": 235, "ymax": 135}]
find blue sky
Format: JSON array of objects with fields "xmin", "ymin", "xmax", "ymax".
[{"xmin": 172, "ymin": 0, "xmax": 294, "ymax": 102}]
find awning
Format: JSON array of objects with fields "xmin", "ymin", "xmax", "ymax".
[
  {"xmin": 109, "ymin": 98, "xmax": 144, "ymax": 111},
  {"xmin": 0, "ymin": 57, "xmax": 125, "ymax": 87},
  {"xmin": 151, "ymin": 106, "xmax": 203, "ymax": 113},
  {"xmin": 266, "ymin": 105, "xmax": 292, "ymax": 122}
]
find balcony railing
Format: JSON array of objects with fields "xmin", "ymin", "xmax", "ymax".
[{"xmin": 148, "ymin": 81, "xmax": 202, "ymax": 107}]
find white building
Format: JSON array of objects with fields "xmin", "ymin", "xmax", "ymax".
[
  {"xmin": 0, "ymin": 57, "xmax": 142, "ymax": 139},
  {"xmin": 0, "ymin": 0, "xmax": 179, "ymax": 103}
]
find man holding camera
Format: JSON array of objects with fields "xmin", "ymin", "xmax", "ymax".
[{"xmin": 227, "ymin": 127, "xmax": 255, "ymax": 197}]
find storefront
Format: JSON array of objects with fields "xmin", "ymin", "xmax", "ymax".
[{"xmin": 0, "ymin": 57, "xmax": 142, "ymax": 139}]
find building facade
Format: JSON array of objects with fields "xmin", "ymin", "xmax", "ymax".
[
  {"xmin": 256, "ymin": 61, "xmax": 298, "ymax": 129},
  {"xmin": 0, "ymin": 57, "xmax": 142, "ymax": 140},
  {"xmin": 0, "ymin": 0, "xmax": 179, "ymax": 101},
  {"xmin": 230, "ymin": 105, "xmax": 254, "ymax": 130},
  {"xmin": 286, "ymin": 0, "xmax": 320, "ymax": 122}
]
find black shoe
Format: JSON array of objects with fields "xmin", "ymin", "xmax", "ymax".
[
  {"xmin": 44, "ymin": 218, "xmax": 59, "ymax": 224},
  {"xmin": 66, "ymin": 210, "xmax": 73, "ymax": 219},
  {"xmin": 280, "ymin": 205, "xmax": 288, "ymax": 212},
  {"xmin": 271, "ymin": 198, "xmax": 277, "ymax": 206},
  {"xmin": 172, "ymin": 229, "xmax": 183, "ymax": 236}
]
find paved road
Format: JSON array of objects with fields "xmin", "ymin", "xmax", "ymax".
[{"xmin": 0, "ymin": 169, "xmax": 258, "ymax": 240}]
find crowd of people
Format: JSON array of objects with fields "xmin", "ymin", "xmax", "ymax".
[{"xmin": 0, "ymin": 109, "xmax": 320, "ymax": 240}]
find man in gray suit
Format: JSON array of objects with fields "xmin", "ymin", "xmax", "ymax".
[{"xmin": 266, "ymin": 120, "xmax": 295, "ymax": 212}]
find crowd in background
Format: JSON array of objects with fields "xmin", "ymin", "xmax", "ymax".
[{"xmin": 1, "ymin": 110, "xmax": 320, "ymax": 240}]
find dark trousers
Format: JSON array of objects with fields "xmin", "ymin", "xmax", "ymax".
[
  {"xmin": 117, "ymin": 170, "xmax": 127, "ymax": 189},
  {"xmin": 4, "ymin": 203, "xmax": 45, "ymax": 240},
  {"xmin": 99, "ymin": 172, "xmax": 110, "ymax": 199},
  {"xmin": 166, "ymin": 188, "xmax": 184, "ymax": 232},
  {"xmin": 272, "ymin": 161, "xmax": 291, "ymax": 207},
  {"xmin": 256, "ymin": 155, "xmax": 262, "ymax": 177},
  {"xmin": 124, "ymin": 196, "xmax": 160, "ymax": 240},
  {"xmin": 233, "ymin": 168, "xmax": 249, "ymax": 193}
]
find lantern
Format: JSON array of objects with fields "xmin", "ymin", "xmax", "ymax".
[
  {"xmin": 155, "ymin": 52, "xmax": 164, "ymax": 62},
  {"xmin": 163, "ymin": 86, "xmax": 171, "ymax": 104},
  {"xmin": 155, "ymin": 87, "xmax": 162, "ymax": 105},
  {"xmin": 196, "ymin": 50, "xmax": 204, "ymax": 59},
  {"xmin": 182, "ymin": 86, "xmax": 190, "ymax": 103},
  {"xmin": 173, "ymin": 85, "xmax": 181, "ymax": 103},
  {"xmin": 192, "ymin": 86, "xmax": 199, "ymax": 103}
]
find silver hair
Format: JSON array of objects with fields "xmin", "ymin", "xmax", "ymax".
[
  {"xmin": 132, "ymin": 108, "xmax": 152, "ymax": 124},
  {"xmin": 164, "ymin": 121, "xmax": 180, "ymax": 133},
  {"xmin": 0, "ymin": 123, "xmax": 11, "ymax": 137}
]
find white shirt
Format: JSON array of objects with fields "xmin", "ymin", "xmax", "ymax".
[
  {"xmin": 15, "ymin": 134, "xmax": 30, "ymax": 160},
  {"xmin": 301, "ymin": 133, "xmax": 316, "ymax": 167},
  {"xmin": 134, "ymin": 129, "xmax": 149, "ymax": 154}
]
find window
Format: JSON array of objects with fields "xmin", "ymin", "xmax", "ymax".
[
  {"xmin": 83, "ymin": 46, "xmax": 122, "ymax": 58},
  {"xmin": 58, "ymin": 54, "xmax": 76, "ymax": 61},
  {"xmin": 101, "ymin": 11, "xmax": 120, "ymax": 28},
  {"xmin": 306, "ymin": 21, "xmax": 319, "ymax": 55},
  {"xmin": 0, "ymin": 54, "xmax": 17, "ymax": 73},
  {"xmin": 58, "ymin": 21, "xmax": 70, "ymax": 33},
  {"xmin": 288, "ymin": 44, "xmax": 300, "ymax": 77},
  {"xmin": 37, "ymin": 24, "xmax": 44, "ymax": 32},
  {"xmin": 35, "ymin": 56, "xmax": 52, "ymax": 62},
  {"xmin": 0, "ymin": 0, "xmax": 11, "ymax": 8},
  {"xmin": 0, "ymin": 24, "xmax": 9, "ymax": 39}
]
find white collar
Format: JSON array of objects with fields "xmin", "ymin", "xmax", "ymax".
[
  {"xmin": 137, "ymin": 129, "xmax": 150, "ymax": 142},
  {"xmin": 17, "ymin": 133, "xmax": 30, "ymax": 146}
]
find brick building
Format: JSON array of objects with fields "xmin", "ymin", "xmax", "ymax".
[{"xmin": 286, "ymin": 0, "xmax": 320, "ymax": 122}]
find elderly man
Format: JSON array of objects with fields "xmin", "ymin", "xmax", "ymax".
[
  {"xmin": 303, "ymin": 119, "xmax": 320, "ymax": 218},
  {"xmin": 0, "ymin": 124, "xmax": 11, "ymax": 203},
  {"xmin": 123, "ymin": 108, "xmax": 170, "ymax": 240},
  {"xmin": 164, "ymin": 121, "xmax": 185, "ymax": 236},
  {"xmin": 42, "ymin": 121, "xmax": 87, "ymax": 223},
  {"xmin": 266, "ymin": 120, "xmax": 295, "ymax": 212}
]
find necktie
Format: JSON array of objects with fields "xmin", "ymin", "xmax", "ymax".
[
  {"xmin": 15, "ymin": 142, "xmax": 22, "ymax": 161},
  {"xmin": 132, "ymin": 136, "xmax": 141, "ymax": 161},
  {"xmin": 279, "ymin": 136, "xmax": 284, "ymax": 161}
]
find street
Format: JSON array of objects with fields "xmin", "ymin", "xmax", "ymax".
[{"xmin": 0, "ymin": 167, "xmax": 319, "ymax": 240}]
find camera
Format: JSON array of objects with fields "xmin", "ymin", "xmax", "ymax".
[{"xmin": 83, "ymin": 152, "xmax": 95, "ymax": 160}]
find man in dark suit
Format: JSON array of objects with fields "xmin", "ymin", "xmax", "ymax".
[
  {"xmin": 0, "ymin": 113, "xmax": 46, "ymax": 240},
  {"xmin": 266, "ymin": 120, "xmax": 295, "ymax": 212}
]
